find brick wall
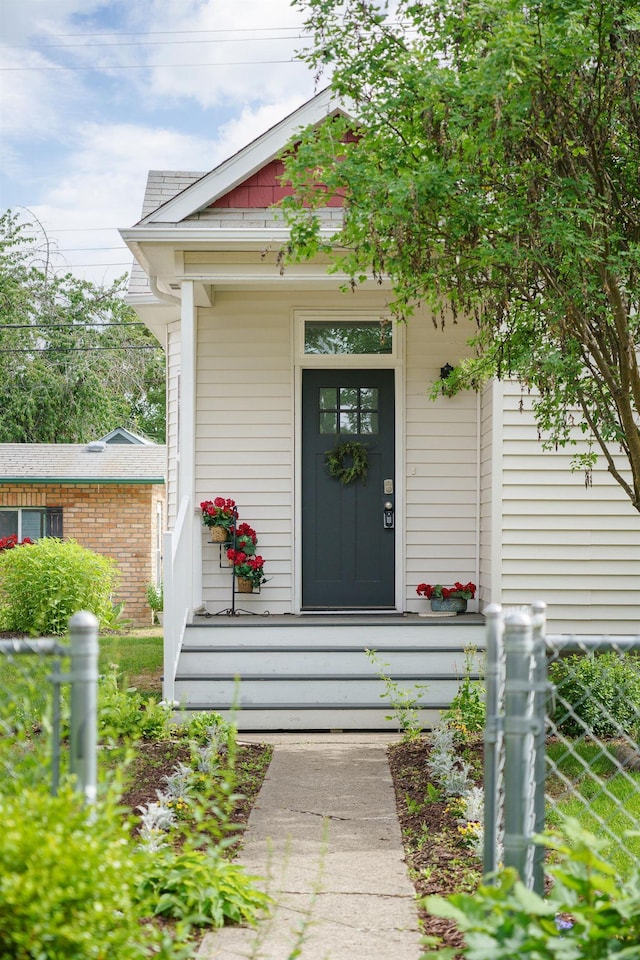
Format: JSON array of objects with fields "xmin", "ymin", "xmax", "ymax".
[{"xmin": 0, "ymin": 482, "xmax": 165, "ymax": 627}]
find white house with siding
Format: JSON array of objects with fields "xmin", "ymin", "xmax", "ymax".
[{"xmin": 120, "ymin": 89, "xmax": 640, "ymax": 729}]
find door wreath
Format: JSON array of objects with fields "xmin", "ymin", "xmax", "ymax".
[{"xmin": 325, "ymin": 440, "xmax": 369, "ymax": 485}]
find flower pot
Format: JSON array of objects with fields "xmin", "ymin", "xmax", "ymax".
[
  {"xmin": 430, "ymin": 597, "xmax": 467, "ymax": 614},
  {"xmin": 209, "ymin": 525, "xmax": 228, "ymax": 543},
  {"xmin": 236, "ymin": 576, "xmax": 254, "ymax": 594}
]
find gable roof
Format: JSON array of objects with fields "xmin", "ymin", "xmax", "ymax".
[
  {"xmin": 99, "ymin": 427, "xmax": 155, "ymax": 445},
  {"xmin": 0, "ymin": 443, "xmax": 166, "ymax": 484},
  {"xmin": 136, "ymin": 88, "xmax": 349, "ymax": 225}
]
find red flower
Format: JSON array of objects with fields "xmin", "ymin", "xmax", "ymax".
[
  {"xmin": 0, "ymin": 534, "xmax": 32, "ymax": 553},
  {"xmin": 416, "ymin": 581, "xmax": 476, "ymax": 600}
]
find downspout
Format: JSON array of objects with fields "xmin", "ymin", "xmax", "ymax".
[{"xmin": 149, "ymin": 275, "xmax": 180, "ymax": 305}]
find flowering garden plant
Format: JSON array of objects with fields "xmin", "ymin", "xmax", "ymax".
[
  {"xmin": 0, "ymin": 534, "xmax": 32, "ymax": 553},
  {"xmin": 233, "ymin": 522, "xmax": 257, "ymax": 555},
  {"xmin": 416, "ymin": 581, "xmax": 476, "ymax": 600},
  {"xmin": 226, "ymin": 549, "xmax": 266, "ymax": 587},
  {"xmin": 200, "ymin": 497, "xmax": 236, "ymax": 531}
]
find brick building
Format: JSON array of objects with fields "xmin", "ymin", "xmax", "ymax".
[{"xmin": 0, "ymin": 439, "xmax": 166, "ymax": 626}]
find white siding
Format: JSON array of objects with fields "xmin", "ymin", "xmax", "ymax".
[
  {"xmin": 195, "ymin": 291, "xmax": 295, "ymax": 612},
  {"xmin": 166, "ymin": 281, "xmax": 639, "ymax": 634},
  {"xmin": 404, "ymin": 309, "xmax": 479, "ymax": 612},
  {"xmin": 499, "ymin": 382, "xmax": 640, "ymax": 633}
]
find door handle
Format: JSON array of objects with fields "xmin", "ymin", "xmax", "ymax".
[{"xmin": 383, "ymin": 501, "xmax": 394, "ymax": 529}]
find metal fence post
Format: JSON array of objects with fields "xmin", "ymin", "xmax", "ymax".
[
  {"xmin": 531, "ymin": 600, "xmax": 547, "ymax": 895},
  {"xmin": 503, "ymin": 610, "xmax": 535, "ymax": 886},
  {"xmin": 483, "ymin": 603, "xmax": 504, "ymax": 878},
  {"xmin": 69, "ymin": 611, "xmax": 99, "ymax": 804}
]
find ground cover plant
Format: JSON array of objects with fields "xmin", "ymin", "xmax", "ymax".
[{"xmin": 0, "ymin": 630, "xmax": 273, "ymax": 959}]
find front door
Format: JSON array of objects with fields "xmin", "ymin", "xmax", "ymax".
[{"xmin": 302, "ymin": 369, "xmax": 395, "ymax": 609}]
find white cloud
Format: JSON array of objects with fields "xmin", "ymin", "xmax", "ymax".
[
  {"xmin": 110, "ymin": 0, "xmax": 314, "ymax": 109},
  {"xmin": 1, "ymin": 0, "xmax": 323, "ymax": 285}
]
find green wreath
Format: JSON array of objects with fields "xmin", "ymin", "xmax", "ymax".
[{"xmin": 325, "ymin": 440, "xmax": 369, "ymax": 485}]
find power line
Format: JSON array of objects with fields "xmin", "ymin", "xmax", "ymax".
[
  {"xmin": 2, "ymin": 322, "xmax": 147, "ymax": 329},
  {"xmin": 51, "ymin": 26, "xmax": 309, "ymax": 39},
  {"xmin": 0, "ymin": 346, "xmax": 161, "ymax": 353},
  {"xmin": 7, "ymin": 34, "xmax": 309, "ymax": 51},
  {"xmin": 0, "ymin": 57, "xmax": 299, "ymax": 72}
]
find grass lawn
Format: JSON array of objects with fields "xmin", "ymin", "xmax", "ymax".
[
  {"xmin": 99, "ymin": 627, "xmax": 163, "ymax": 696},
  {"xmin": 547, "ymin": 739, "xmax": 640, "ymax": 876}
]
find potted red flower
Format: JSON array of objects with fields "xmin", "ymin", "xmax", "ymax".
[
  {"xmin": 226, "ymin": 549, "xmax": 267, "ymax": 593},
  {"xmin": 416, "ymin": 581, "xmax": 476, "ymax": 615},
  {"xmin": 200, "ymin": 497, "xmax": 236, "ymax": 541}
]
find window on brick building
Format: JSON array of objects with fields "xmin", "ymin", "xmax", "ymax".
[{"xmin": 0, "ymin": 507, "xmax": 63, "ymax": 541}]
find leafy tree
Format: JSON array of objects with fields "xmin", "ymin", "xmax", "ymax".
[
  {"xmin": 283, "ymin": 0, "xmax": 640, "ymax": 511},
  {"xmin": 0, "ymin": 210, "xmax": 165, "ymax": 442}
]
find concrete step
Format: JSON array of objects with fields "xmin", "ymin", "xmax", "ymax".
[{"xmin": 174, "ymin": 613, "xmax": 485, "ymax": 730}]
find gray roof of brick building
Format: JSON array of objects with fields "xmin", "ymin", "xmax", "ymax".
[{"xmin": 0, "ymin": 443, "xmax": 166, "ymax": 483}]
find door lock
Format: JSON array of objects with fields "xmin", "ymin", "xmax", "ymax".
[{"xmin": 383, "ymin": 501, "xmax": 394, "ymax": 529}]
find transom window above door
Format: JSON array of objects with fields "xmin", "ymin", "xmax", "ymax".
[
  {"xmin": 304, "ymin": 319, "xmax": 392, "ymax": 355},
  {"xmin": 318, "ymin": 386, "xmax": 379, "ymax": 435}
]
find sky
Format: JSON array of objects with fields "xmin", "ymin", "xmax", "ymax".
[{"xmin": 0, "ymin": 0, "xmax": 321, "ymax": 288}]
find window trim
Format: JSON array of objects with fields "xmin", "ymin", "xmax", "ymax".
[{"xmin": 294, "ymin": 310, "xmax": 400, "ymax": 367}]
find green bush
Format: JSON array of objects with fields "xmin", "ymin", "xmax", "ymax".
[
  {"xmin": 422, "ymin": 818, "xmax": 640, "ymax": 959},
  {"xmin": 99, "ymin": 665, "xmax": 174, "ymax": 741},
  {"xmin": 0, "ymin": 538, "xmax": 120, "ymax": 635},
  {"xmin": 139, "ymin": 847, "xmax": 270, "ymax": 927},
  {"xmin": 0, "ymin": 786, "xmax": 192, "ymax": 960},
  {"xmin": 548, "ymin": 651, "xmax": 640, "ymax": 739}
]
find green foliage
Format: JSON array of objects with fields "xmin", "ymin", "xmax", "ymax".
[
  {"xmin": 421, "ymin": 819, "xmax": 640, "ymax": 959},
  {"xmin": 366, "ymin": 648, "xmax": 427, "ymax": 740},
  {"xmin": 548, "ymin": 651, "xmax": 640, "ymax": 739},
  {"xmin": 138, "ymin": 847, "xmax": 270, "ymax": 928},
  {"xmin": 0, "ymin": 209, "xmax": 165, "ymax": 443},
  {"xmin": 99, "ymin": 665, "xmax": 174, "ymax": 741},
  {"xmin": 0, "ymin": 786, "xmax": 192, "ymax": 960},
  {"xmin": 146, "ymin": 581, "xmax": 163, "ymax": 612},
  {"xmin": 285, "ymin": 0, "xmax": 640, "ymax": 511},
  {"xmin": 444, "ymin": 646, "xmax": 486, "ymax": 737},
  {"xmin": 0, "ymin": 538, "xmax": 120, "ymax": 635}
]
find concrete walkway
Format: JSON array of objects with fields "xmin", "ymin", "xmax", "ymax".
[{"xmin": 197, "ymin": 733, "xmax": 424, "ymax": 960}]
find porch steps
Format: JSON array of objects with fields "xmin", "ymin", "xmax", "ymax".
[{"xmin": 173, "ymin": 613, "xmax": 485, "ymax": 730}]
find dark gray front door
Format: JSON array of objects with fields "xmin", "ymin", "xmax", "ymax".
[{"xmin": 302, "ymin": 369, "xmax": 395, "ymax": 609}]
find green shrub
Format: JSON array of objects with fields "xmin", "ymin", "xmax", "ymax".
[
  {"xmin": 0, "ymin": 538, "xmax": 120, "ymax": 635},
  {"xmin": 422, "ymin": 818, "xmax": 640, "ymax": 959},
  {"xmin": 138, "ymin": 847, "xmax": 270, "ymax": 927},
  {"xmin": 443, "ymin": 645, "xmax": 486, "ymax": 736},
  {"xmin": 548, "ymin": 651, "xmax": 640, "ymax": 739},
  {"xmin": 99, "ymin": 665, "xmax": 174, "ymax": 741},
  {"xmin": 0, "ymin": 786, "xmax": 192, "ymax": 960}
]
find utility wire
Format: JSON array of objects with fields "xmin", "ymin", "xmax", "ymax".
[
  {"xmin": 0, "ymin": 57, "xmax": 299, "ymax": 72},
  {"xmin": 2, "ymin": 322, "xmax": 148, "ymax": 329},
  {"xmin": 0, "ymin": 345, "xmax": 162, "ymax": 353},
  {"xmin": 7, "ymin": 34, "xmax": 309, "ymax": 50}
]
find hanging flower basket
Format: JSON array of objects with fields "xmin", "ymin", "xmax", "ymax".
[
  {"xmin": 210, "ymin": 525, "xmax": 228, "ymax": 543},
  {"xmin": 236, "ymin": 576, "xmax": 254, "ymax": 594}
]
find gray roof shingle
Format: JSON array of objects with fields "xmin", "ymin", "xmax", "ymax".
[{"xmin": 0, "ymin": 443, "xmax": 166, "ymax": 483}]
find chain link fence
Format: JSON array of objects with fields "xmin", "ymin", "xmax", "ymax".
[
  {"xmin": 0, "ymin": 612, "xmax": 99, "ymax": 802},
  {"xmin": 484, "ymin": 603, "xmax": 640, "ymax": 892}
]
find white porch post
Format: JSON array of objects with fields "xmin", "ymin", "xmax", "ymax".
[{"xmin": 179, "ymin": 280, "xmax": 202, "ymax": 611}]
